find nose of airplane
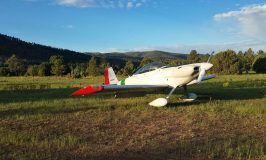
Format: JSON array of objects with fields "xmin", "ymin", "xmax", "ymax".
[{"xmin": 201, "ymin": 63, "xmax": 213, "ymax": 70}]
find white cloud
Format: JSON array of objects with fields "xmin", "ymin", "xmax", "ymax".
[
  {"xmin": 214, "ymin": 4, "xmax": 266, "ymax": 39},
  {"xmin": 55, "ymin": 0, "xmax": 147, "ymax": 8},
  {"xmin": 66, "ymin": 24, "xmax": 74, "ymax": 28},
  {"xmin": 56, "ymin": 0, "xmax": 96, "ymax": 8},
  {"xmin": 135, "ymin": 2, "xmax": 142, "ymax": 7},
  {"xmin": 127, "ymin": 1, "xmax": 134, "ymax": 8}
]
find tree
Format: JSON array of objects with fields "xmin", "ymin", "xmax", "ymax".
[
  {"xmin": 257, "ymin": 50, "xmax": 265, "ymax": 55},
  {"xmin": 99, "ymin": 62, "xmax": 110, "ymax": 75},
  {"xmin": 140, "ymin": 57, "xmax": 153, "ymax": 67},
  {"xmin": 237, "ymin": 51, "xmax": 247, "ymax": 73},
  {"xmin": 122, "ymin": 60, "xmax": 134, "ymax": 76},
  {"xmin": 70, "ymin": 63, "xmax": 86, "ymax": 78},
  {"xmin": 200, "ymin": 54, "xmax": 210, "ymax": 62},
  {"xmin": 5, "ymin": 54, "xmax": 26, "ymax": 76},
  {"xmin": 187, "ymin": 50, "xmax": 200, "ymax": 63},
  {"xmin": 38, "ymin": 62, "xmax": 51, "ymax": 76},
  {"xmin": 49, "ymin": 55, "xmax": 66, "ymax": 76},
  {"xmin": 211, "ymin": 50, "xmax": 242, "ymax": 74},
  {"xmin": 252, "ymin": 54, "xmax": 266, "ymax": 73},
  {"xmin": 26, "ymin": 65, "xmax": 39, "ymax": 76},
  {"xmin": 0, "ymin": 67, "xmax": 9, "ymax": 76},
  {"xmin": 244, "ymin": 48, "xmax": 255, "ymax": 72},
  {"xmin": 86, "ymin": 56, "xmax": 100, "ymax": 76},
  {"xmin": 0, "ymin": 57, "xmax": 4, "ymax": 67},
  {"xmin": 167, "ymin": 59, "xmax": 185, "ymax": 66}
]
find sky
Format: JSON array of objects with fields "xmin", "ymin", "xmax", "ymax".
[{"xmin": 1, "ymin": 0, "xmax": 266, "ymax": 53}]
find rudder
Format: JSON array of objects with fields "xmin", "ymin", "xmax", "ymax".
[{"xmin": 104, "ymin": 67, "xmax": 118, "ymax": 85}]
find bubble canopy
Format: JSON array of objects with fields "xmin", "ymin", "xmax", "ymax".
[{"xmin": 134, "ymin": 62, "xmax": 165, "ymax": 75}]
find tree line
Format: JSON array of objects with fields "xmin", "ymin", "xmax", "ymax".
[
  {"xmin": 0, "ymin": 48, "xmax": 265, "ymax": 77},
  {"xmin": 186, "ymin": 48, "xmax": 266, "ymax": 74}
]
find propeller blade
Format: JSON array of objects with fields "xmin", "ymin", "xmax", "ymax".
[{"xmin": 197, "ymin": 68, "xmax": 206, "ymax": 83}]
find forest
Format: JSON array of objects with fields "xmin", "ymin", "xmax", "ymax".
[{"xmin": 0, "ymin": 33, "xmax": 266, "ymax": 77}]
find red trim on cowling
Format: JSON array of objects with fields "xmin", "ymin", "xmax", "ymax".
[
  {"xmin": 104, "ymin": 68, "xmax": 110, "ymax": 85},
  {"xmin": 71, "ymin": 85, "xmax": 104, "ymax": 96}
]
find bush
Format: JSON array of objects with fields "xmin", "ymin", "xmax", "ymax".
[{"xmin": 252, "ymin": 54, "xmax": 266, "ymax": 73}]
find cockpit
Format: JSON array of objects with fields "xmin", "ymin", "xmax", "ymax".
[{"xmin": 134, "ymin": 62, "xmax": 165, "ymax": 75}]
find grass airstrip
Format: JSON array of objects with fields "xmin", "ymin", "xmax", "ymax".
[{"xmin": 0, "ymin": 74, "xmax": 266, "ymax": 159}]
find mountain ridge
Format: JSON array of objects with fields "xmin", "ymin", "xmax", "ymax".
[{"xmin": 0, "ymin": 33, "xmax": 187, "ymax": 65}]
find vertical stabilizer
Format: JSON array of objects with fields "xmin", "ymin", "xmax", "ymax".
[{"xmin": 104, "ymin": 67, "xmax": 118, "ymax": 85}]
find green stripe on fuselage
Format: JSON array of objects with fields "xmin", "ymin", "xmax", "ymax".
[{"xmin": 121, "ymin": 79, "xmax": 125, "ymax": 85}]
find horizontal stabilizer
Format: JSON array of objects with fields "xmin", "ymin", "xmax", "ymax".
[{"xmin": 71, "ymin": 85, "xmax": 103, "ymax": 96}]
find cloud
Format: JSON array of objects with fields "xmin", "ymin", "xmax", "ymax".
[
  {"xmin": 56, "ymin": 0, "xmax": 96, "ymax": 8},
  {"xmin": 214, "ymin": 4, "xmax": 266, "ymax": 39},
  {"xmin": 135, "ymin": 2, "xmax": 142, "ymax": 7},
  {"xmin": 66, "ymin": 24, "xmax": 74, "ymax": 28},
  {"xmin": 55, "ymin": 0, "xmax": 147, "ymax": 8},
  {"xmin": 127, "ymin": 2, "xmax": 133, "ymax": 8}
]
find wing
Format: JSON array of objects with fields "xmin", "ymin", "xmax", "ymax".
[{"xmin": 71, "ymin": 84, "xmax": 169, "ymax": 96}]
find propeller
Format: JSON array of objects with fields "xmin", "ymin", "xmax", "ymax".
[
  {"xmin": 197, "ymin": 52, "xmax": 214, "ymax": 83},
  {"xmin": 197, "ymin": 67, "xmax": 206, "ymax": 83}
]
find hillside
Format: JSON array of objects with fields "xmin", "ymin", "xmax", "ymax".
[
  {"xmin": 0, "ymin": 33, "xmax": 187, "ymax": 65},
  {"xmin": 0, "ymin": 34, "xmax": 91, "ymax": 63},
  {"xmin": 124, "ymin": 50, "xmax": 187, "ymax": 60}
]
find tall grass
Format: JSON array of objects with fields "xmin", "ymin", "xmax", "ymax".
[{"xmin": 0, "ymin": 74, "xmax": 265, "ymax": 159}]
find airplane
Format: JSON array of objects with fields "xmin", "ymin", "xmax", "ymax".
[{"xmin": 71, "ymin": 55, "xmax": 215, "ymax": 107}]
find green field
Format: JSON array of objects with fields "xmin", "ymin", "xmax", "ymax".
[{"xmin": 0, "ymin": 75, "xmax": 266, "ymax": 159}]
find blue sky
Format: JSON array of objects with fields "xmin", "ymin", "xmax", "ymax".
[{"xmin": 1, "ymin": 0, "xmax": 266, "ymax": 53}]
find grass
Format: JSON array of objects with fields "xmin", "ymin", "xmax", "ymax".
[{"xmin": 0, "ymin": 74, "xmax": 266, "ymax": 159}]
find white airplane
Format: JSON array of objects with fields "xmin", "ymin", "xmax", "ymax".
[{"xmin": 71, "ymin": 56, "xmax": 215, "ymax": 107}]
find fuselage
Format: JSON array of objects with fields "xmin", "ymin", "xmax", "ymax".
[{"xmin": 118, "ymin": 63, "xmax": 213, "ymax": 88}]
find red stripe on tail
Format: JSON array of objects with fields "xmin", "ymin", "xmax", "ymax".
[{"xmin": 104, "ymin": 68, "xmax": 110, "ymax": 85}]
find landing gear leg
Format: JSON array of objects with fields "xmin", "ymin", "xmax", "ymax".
[
  {"xmin": 183, "ymin": 85, "xmax": 188, "ymax": 96},
  {"xmin": 166, "ymin": 86, "xmax": 178, "ymax": 99},
  {"xmin": 149, "ymin": 86, "xmax": 177, "ymax": 107},
  {"xmin": 181, "ymin": 85, "xmax": 198, "ymax": 102}
]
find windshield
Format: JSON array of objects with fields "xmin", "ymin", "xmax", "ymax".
[{"xmin": 134, "ymin": 62, "xmax": 165, "ymax": 75}]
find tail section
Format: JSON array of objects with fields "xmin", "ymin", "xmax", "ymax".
[{"xmin": 104, "ymin": 67, "xmax": 118, "ymax": 85}]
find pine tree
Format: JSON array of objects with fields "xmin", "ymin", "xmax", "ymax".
[
  {"xmin": 244, "ymin": 48, "xmax": 255, "ymax": 72},
  {"xmin": 49, "ymin": 55, "xmax": 66, "ymax": 76},
  {"xmin": 187, "ymin": 50, "xmax": 200, "ymax": 63},
  {"xmin": 122, "ymin": 60, "xmax": 134, "ymax": 76},
  {"xmin": 86, "ymin": 56, "xmax": 100, "ymax": 76}
]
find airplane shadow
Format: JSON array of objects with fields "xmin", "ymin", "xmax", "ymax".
[
  {"xmin": 166, "ymin": 86, "xmax": 266, "ymax": 108},
  {"xmin": 0, "ymin": 86, "xmax": 265, "ymax": 106},
  {"xmin": 0, "ymin": 88, "xmax": 109, "ymax": 104}
]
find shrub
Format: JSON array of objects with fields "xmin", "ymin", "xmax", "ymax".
[{"xmin": 252, "ymin": 54, "xmax": 266, "ymax": 73}]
